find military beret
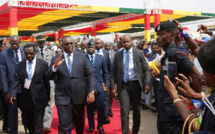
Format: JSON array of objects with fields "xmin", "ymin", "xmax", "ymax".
[
  {"xmin": 87, "ymin": 40, "xmax": 95, "ymax": 46},
  {"xmin": 155, "ymin": 21, "xmax": 177, "ymax": 32},
  {"xmin": 35, "ymin": 35, "xmax": 47, "ymax": 42}
]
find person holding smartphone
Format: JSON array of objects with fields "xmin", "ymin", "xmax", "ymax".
[{"xmin": 155, "ymin": 21, "xmax": 202, "ymax": 134}]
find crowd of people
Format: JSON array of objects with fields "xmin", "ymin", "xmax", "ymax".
[{"xmin": 0, "ymin": 19, "xmax": 214, "ymax": 134}]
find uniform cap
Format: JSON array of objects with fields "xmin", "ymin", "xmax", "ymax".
[
  {"xmin": 87, "ymin": 40, "xmax": 95, "ymax": 46},
  {"xmin": 35, "ymin": 35, "xmax": 47, "ymax": 42},
  {"xmin": 155, "ymin": 21, "xmax": 178, "ymax": 32}
]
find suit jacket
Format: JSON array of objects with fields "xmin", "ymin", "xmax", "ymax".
[
  {"xmin": 102, "ymin": 49, "xmax": 112, "ymax": 73},
  {"xmin": 10, "ymin": 58, "xmax": 50, "ymax": 110},
  {"xmin": 47, "ymin": 51, "xmax": 96, "ymax": 105},
  {"xmin": 86, "ymin": 54, "xmax": 109, "ymax": 94},
  {"xmin": 36, "ymin": 47, "xmax": 55, "ymax": 66},
  {"xmin": 110, "ymin": 47, "xmax": 151, "ymax": 94},
  {"xmin": 0, "ymin": 47, "xmax": 25, "ymax": 93},
  {"xmin": 75, "ymin": 48, "xmax": 85, "ymax": 54}
]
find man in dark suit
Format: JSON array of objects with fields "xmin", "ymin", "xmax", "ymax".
[
  {"xmin": 0, "ymin": 39, "xmax": 9, "ymax": 132},
  {"xmin": 10, "ymin": 43, "xmax": 50, "ymax": 134},
  {"xmin": 110, "ymin": 35, "xmax": 151, "ymax": 134},
  {"xmin": 95, "ymin": 38, "xmax": 112, "ymax": 122},
  {"xmin": 86, "ymin": 40, "xmax": 109, "ymax": 134},
  {"xmin": 0, "ymin": 35, "xmax": 25, "ymax": 134},
  {"xmin": 46, "ymin": 36, "xmax": 96, "ymax": 134}
]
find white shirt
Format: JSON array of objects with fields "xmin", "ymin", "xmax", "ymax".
[
  {"xmin": 13, "ymin": 48, "xmax": 22, "ymax": 62},
  {"xmin": 39, "ymin": 47, "xmax": 44, "ymax": 55},
  {"xmin": 119, "ymin": 47, "xmax": 124, "ymax": 51},
  {"xmin": 26, "ymin": 57, "xmax": 36, "ymax": 79},
  {"xmin": 123, "ymin": 47, "xmax": 137, "ymax": 81},
  {"xmin": 153, "ymin": 54, "xmax": 163, "ymax": 62},
  {"xmin": 88, "ymin": 53, "xmax": 96, "ymax": 62},
  {"xmin": 63, "ymin": 51, "xmax": 73, "ymax": 70},
  {"xmin": 52, "ymin": 52, "xmax": 73, "ymax": 72},
  {"xmin": 96, "ymin": 49, "xmax": 104, "ymax": 56}
]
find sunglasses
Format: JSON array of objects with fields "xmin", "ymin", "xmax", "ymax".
[{"xmin": 64, "ymin": 42, "xmax": 74, "ymax": 46}]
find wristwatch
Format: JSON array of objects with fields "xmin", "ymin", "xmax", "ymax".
[{"xmin": 91, "ymin": 90, "xmax": 95, "ymax": 94}]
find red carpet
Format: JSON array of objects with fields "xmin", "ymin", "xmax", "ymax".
[{"xmin": 50, "ymin": 99, "xmax": 131, "ymax": 134}]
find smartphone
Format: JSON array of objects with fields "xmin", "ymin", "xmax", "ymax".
[
  {"xmin": 168, "ymin": 15, "xmax": 173, "ymax": 22},
  {"xmin": 167, "ymin": 62, "xmax": 177, "ymax": 83}
]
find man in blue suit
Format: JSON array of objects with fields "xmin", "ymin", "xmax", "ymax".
[
  {"xmin": 0, "ymin": 35, "xmax": 25, "ymax": 134},
  {"xmin": 95, "ymin": 38, "xmax": 112, "ymax": 122},
  {"xmin": 86, "ymin": 40, "xmax": 109, "ymax": 134},
  {"xmin": 46, "ymin": 36, "xmax": 96, "ymax": 134}
]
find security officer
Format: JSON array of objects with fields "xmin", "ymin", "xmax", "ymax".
[
  {"xmin": 35, "ymin": 35, "xmax": 55, "ymax": 133},
  {"xmin": 86, "ymin": 40, "xmax": 109, "ymax": 134},
  {"xmin": 155, "ymin": 21, "xmax": 202, "ymax": 134}
]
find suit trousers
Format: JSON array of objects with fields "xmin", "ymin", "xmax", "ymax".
[
  {"xmin": 22, "ymin": 107, "xmax": 45, "ymax": 134},
  {"xmin": 108, "ymin": 82, "xmax": 114, "ymax": 113},
  {"xmin": 1, "ymin": 92, "xmax": 9, "ymax": 130},
  {"xmin": 43, "ymin": 80, "xmax": 55, "ymax": 129},
  {"xmin": 9, "ymin": 97, "xmax": 18, "ymax": 134},
  {"xmin": 57, "ymin": 102, "xmax": 85, "ymax": 134},
  {"xmin": 87, "ymin": 92, "xmax": 106, "ymax": 128},
  {"xmin": 119, "ymin": 81, "xmax": 141, "ymax": 134},
  {"xmin": 104, "ymin": 91, "xmax": 109, "ymax": 118}
]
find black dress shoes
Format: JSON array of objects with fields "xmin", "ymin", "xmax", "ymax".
[
  {"xmin": 3, "ymin": 128, "xmax": 10, "ymax": 133},
  {"xmin": 97, "ymin": 126, "xmax": 105, "ymax": 134},
  {"xmin": 106, "ymin": 117, "xmax": 111, "ymax": 124},
  {"xmin": 108, "ymin": 110, "xmax": 113, "ymax": 117},
  {"xmin": 24, "ymin": 126, "xmax": 30, "ymax": 134},
  {"xmin": 87, "ymin": 128, "xmax": 94, "ymax": 133}
]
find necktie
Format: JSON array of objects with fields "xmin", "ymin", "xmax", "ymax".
[
  {"xmin": 90, "ymin": 55, "xmax": 95, "ymax": 68},
  {"xmin": 97, "ymin": 50, "xmax": 100, "ymax": 55},
  {"xmin": 15, "ymin": 50, "xmax": 19, "ymax": 62},
  {"xmin": 67, "ymin": 54, "xmax": 72, "ymax": 76},
  {"xmin": 28, "ymin": 62, "xmax": 33, "ymax": 80},
  {"xmin": 123, "ymin": 51, "xmax": 129, "ymax": 83},
  {"xmin": 41, "ymin": 48, "xmax": 44, "ymax": 58}
]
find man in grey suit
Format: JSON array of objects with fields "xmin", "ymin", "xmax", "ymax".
[
  {"xmin": 110, "ymin": 35, "xmax": 151, "ymax": 134},
  {"xmin": 35, "ymin": 35, "xmax": 55, "ymax": 133},
  {"xmin": 46, "ymin": 36, "xmax": 96, "ymax": 134}
]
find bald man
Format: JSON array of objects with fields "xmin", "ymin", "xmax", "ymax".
[
  {"xmin": 80, "ymin": 40, "xmax": 87, "ymax": 53},
  {"xmin": 0, "ymin": 35, "xmax": 26, "ymax": 134},
  {"xmin": 110, "ymin": 35, "xmax": 151, "ymax": 134}
]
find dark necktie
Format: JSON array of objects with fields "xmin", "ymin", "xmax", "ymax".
[
  {"xmin": 41, "ymin": 48, "xmax": 44, "ymax": 58},
  {"xmin": 90, "ymin": 55, "xmax": 95, "ymax": 68},
  {"xmin": 67, "ymin": 54, "xmax": 72, "ymax": 76},
  {"xmin": 15, "ymin": 50, "xmax": 19, "ymax": 62},
  {"xmin": 123, "ymin": 51, "xmax": 129, "ymax": 83}
]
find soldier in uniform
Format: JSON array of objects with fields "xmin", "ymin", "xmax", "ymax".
[
  {"xmin": 155, "ymin": 21, "xmax": 202, "ymax": 134},
  {"xmin": 35, "ymin": 35, "xmax": 55, "ymax": 133}
]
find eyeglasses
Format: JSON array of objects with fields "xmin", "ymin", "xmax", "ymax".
[{"xmin": 64, "ymin": 42, "xmax": 74, "ymax": 46}]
